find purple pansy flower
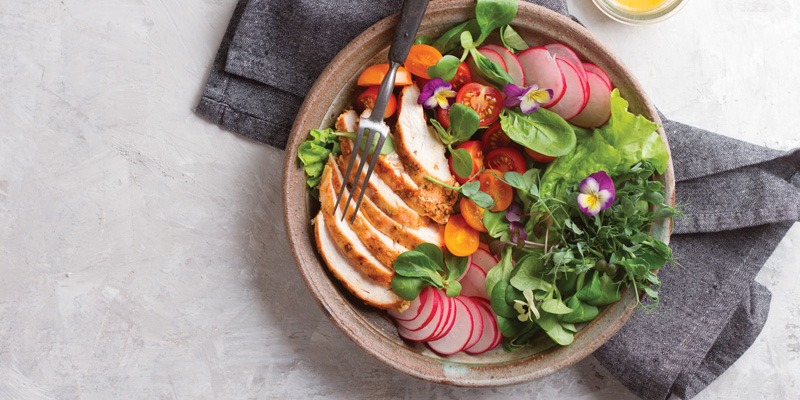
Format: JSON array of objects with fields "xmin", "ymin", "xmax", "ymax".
[
  {"xmin": 577, "ymin": 171, "xmax": 616, "ymax": 216},
  {"xmin": 418, "ymin": 78, "xmax": 456, "ymax": 110},
  {"xmin": 503, "ymin": 84, "xmax": 554, "ymax": 114}
]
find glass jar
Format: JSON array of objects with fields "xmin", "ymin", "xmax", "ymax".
[{"xmin": 591, "ymin": 0, "xmax": 688, "ymax": 25}]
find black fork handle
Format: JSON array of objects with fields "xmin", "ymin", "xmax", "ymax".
[{"xmin": 389, "ymin": 0, "xmax": 431, "ymax": 64}]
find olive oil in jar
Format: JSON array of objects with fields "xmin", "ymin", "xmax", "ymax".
[{"xmin": 612, "ymin": 0, "xmax": 667, "ymax": 13}]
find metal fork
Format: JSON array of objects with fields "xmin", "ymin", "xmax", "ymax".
[{"xmin": 335, "ymin": 0, "xmax": 430, "ymax": 222}]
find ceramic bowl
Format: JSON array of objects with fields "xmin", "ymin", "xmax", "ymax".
[{"xmin": 283, "ymin": 0, "xmax": 674, "ymax": 386}]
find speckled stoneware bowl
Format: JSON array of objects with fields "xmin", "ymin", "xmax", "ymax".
[{"xmin": 283, "ymin": 0, "xmax": 675, "ymax": 386}]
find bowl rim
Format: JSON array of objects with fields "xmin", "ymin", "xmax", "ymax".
[{"xmin": 283, "ymin": 0, "xmax": 675, "ymax": 386}]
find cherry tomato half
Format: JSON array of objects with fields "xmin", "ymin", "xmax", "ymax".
[
  {"xmin": 460, "ymin": 197, "xmax": 487, "ymax": 232},
  {"xmin": 524, "ymin": 148, "xmax": 557, "ymax": 163},
  {"xmin": 481, "ymin": 122, "xmax": 517, "ymax": 152},
  {"xmin": 478, "ymin": 169, "xmax": 513, "ymax": 212},
  {"xmin": 404, "ymin": 44, "xmax": 443, "ymax": 79},
  {"xmin": 355, "ymin": 86, "xmax": 397, "ymax": 119},
  {"xmin": 357, "ymin": 64, "xmax": 414, "ymax": 87},
  {"xmin": 444, "ymin": 214, "xmax": 480, "ymax": 257},
  {"xmin": 455, "ymin": 82, "xmax": 503, "ymax": 127},
  {"xmin": 436, "ymin": 106, "xmax": 451, "ymax": 129},
  {"xmin": 450, "ymin": 62, "xmax": 472, "ymax": 91},
  {"xmin": 486, "ymin": 147, "xmax": 527, "ymax": 175}
]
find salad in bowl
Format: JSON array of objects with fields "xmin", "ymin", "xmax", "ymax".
[{"xmin": 285, "ymin": 0, "xmax": 675, "ymax": 385}]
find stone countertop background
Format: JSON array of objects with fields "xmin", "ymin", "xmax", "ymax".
[{"xmin": 1, "ymin": 0, "xmax": 798, "ymax": 398}]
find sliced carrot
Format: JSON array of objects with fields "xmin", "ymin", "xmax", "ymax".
[{"xmin": 357, "ymin": 64, "xmax": 414, "ymax": 87}]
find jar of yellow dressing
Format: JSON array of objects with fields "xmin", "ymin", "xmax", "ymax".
[{"xmin": 591, "ymin": 0, "xmax": 688, "ymax": 25}]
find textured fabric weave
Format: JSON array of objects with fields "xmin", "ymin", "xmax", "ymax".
[{"xmin": 195, "ymin": 1, "xmax": 800, "ymax": 398}]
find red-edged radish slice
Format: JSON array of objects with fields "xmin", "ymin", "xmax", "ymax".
[
  {"xmin": 544, "ymin": 43, "xmax": 582, "ymax": 70},
  {"xmin": 459, "ymin": 265, "xmax": 488, "ymax": 299},
  {"xmin": 465, "ymin": 297, "xmax": 501, "ymax": 354},
  {"xmin": 569, "ymin": 71, "xmax": 612, "ymax": 128},
  {"xmin": 428, "ymin": 297, "xmax": 474, "ymax": 355},
  {"xmin": 480, "ymin": 44, "xmax": 525, "ymax": 87},
  {"xmin": 545, "ymin": 44, "xmax": 590, "ymax": 105},
  {"xmin": 548, "ymin": 59, "xmax": 589, "ymax": 120},
  {"xmin": 583, "ymin": 63, "xmax": 612, "ymax": 89},
  {"xmin": 398, "ymin": 290, "xmax": 442, "ymax": 341},
  {"xmin": 430, "ymin": 294, "xmax": 457, "ymax": 341},
  {"xmin": 516, "ymin": 47, "xmax": 565, "ymax": 107},
  {"xmin": 388, "ymin": 286, "xmax": 426, "ymax": 321},
  {"xmin": 470, "ymin": 248, "xmax": 498, "ymax": 274},
  {"xmin": 461, "ymin": 297, "xmax": 485, "ymax": 350},
  {"xmin": 396, "ymin": 287, "xmax": 439, "ymax": 331},
  {"xmin": 476, "ymin": 48, "xmax": 508, "ymax": 72}
]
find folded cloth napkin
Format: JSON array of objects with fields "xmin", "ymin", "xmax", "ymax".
[{"xmin": 195, "ymin": 1, "xmax": 800, "ymax": 398}]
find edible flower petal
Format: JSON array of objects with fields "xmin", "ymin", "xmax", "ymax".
[
  {"xmin": 503, "ymin": 84, "xmax": 554, "ymax": 114},
  {"xmin": 577, "ymin": 171, "xmax": 616, "ymax": 216},
  {"xmin": 419, "ymin": 78, "xmax": 456, "ymax": 110},
  {"xmin": 513, "ymin": 289, "xmax": 539, "ymax": 322}
]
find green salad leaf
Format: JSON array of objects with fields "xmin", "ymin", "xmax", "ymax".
[
  {"xmin": 390, "ymin": 243, "xmax": 472, "ymax": 300},
  {"xmin": 432, "ymin": 19, "xmax": 481, "ymax": 55},
  {"xmin": 475, "ymin": 0, "xmax": 518, "ymax": 42},
  {"xmin": 297, "ymin": 128, "xmax": 341, "ymax": 189},
  {"xmin": 500, "ymin": 25, "xmax": 529, "ymax": 51},
  {"xmin": 500, "ymin": 108, "xmax": 577, "ymax": 157}
]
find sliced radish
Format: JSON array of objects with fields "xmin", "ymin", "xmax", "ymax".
[
  {"xmin": 461, "ymin": 297, "xmax": 485, "ymax": 350},
  {"xmin": 398, "ymin": 290, "xmax": 442, "ymax": 341},
  {"xmin": 430, "ymin": 294, "xmax": 457, "ymax": 341},
  {"xmin": 396, "ymin": 287, "xmax": 439, "ymax": 331},
  {"xmin": 388, "ymin": 287, "xmax": 426, "ymax": 321},
  {"xmin": 476, "ymin": 48, "xmax": 508, "ymax": 72},
  {"xmin": 516, "ymin": 47, "xmax": 565, "ymax": 107},
  {"xmin": 470, "ymin": 248, "xmax": 498, "ymax": 274},
  {"xmin": 544, "ymin": 43, "xmax": 583, "ymax": 70},
  {"xmin": 583, "ymin": 63, "xmax": 612, "ymax": 89},
  {"xmin": 459, "ymin": 265, "xmax": 488, "ymax": 299},
  {"xmin": 480, "ymin": 44, "xmax": 525, "ymax": 87},
  {"xmin": 569, "ymin": 71, "xmax": 612, "ymax": 128},
  {"xmin": 465, "ymin": 298, "xmax": 501, "ymax": 354},
  {"xmin": 545, "ymin": 44, "xmax": 590, "ymax": 107},
  {"xmin": 548, "ymin": 59, "xmax": 589, "ymax": 120},
  {"xmin": 428, "ymin": 297, "xmax": 474, "ymax": 355}
]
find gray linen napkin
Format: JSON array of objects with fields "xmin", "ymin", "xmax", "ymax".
[{"xmin": 195, "ymin": 1, "xmax": 800, "ymax": 398}]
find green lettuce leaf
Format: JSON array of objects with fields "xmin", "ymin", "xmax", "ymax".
[
  {"xmin": 297, "ymin": 128, "xmax": 341, "ymax": 189},
  {"xmin": 538, "ymin": 89, "xmax": 668, "ymax": 199}
]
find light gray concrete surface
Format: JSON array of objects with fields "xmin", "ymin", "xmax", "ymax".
[{"xmin": 1, "ymin": 0, "xmax": 798, "ymax": 398}]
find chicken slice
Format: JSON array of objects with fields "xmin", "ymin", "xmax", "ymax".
[
  {"xmin": 314, "ymin": 213, "xmax": 410, "ymax": 312},
  {"xmin": 335, "ymin": 110, "xmax": 428, "ymax": 229},
  {"xmin": 322, "ymin": 157, "xmax": 408, "ymax": 270},
  {"xmin": 331, "ymin": 156, "xmax": 443, "ymax": 249},
  {"xmin": 319, "ymin": 158, "xmax": 401, "ymax": 285},
  {"xmin": 394, "ymin": 85, "xmax": 458, "ymax": 223}
]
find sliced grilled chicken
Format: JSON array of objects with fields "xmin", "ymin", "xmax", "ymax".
[
  {"xmin": 319, "ymin": 158, "xmax": 399, "ymax": 285},
  {"xmin": 338, "ymin": 109, "xmax": 454, "ymax": 224},
  {"xmin": 335, "ymin": 110, "xmax": 428, "ymax": 229},
  {"xmin": 331, "ymin": 156, "xmax": 444, "ymax": 249},
  {"xmin": 314, "ymin": 213, "xmax": 410, "ymax": 312},
  {"xmin": 322, "ymin": 158, "xmax": 408, "ymax": 269},
  {"xmin": 394, "ymin": 85, "xmax": 458, "ymax": 223}
]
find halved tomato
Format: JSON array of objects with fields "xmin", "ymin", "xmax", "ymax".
[
  {"xmin": 357, "ymin": 64, "xmax": 414, "ymax": 86},
  {"xmin": 524, "ymin": 148, "xmax": 557, "ymax": 163},
  {"xmin": 460, "ymin": 197, "xmax": 487, "ymax": 232},
  {"xmin": 481, "ymin": 122, "xmax": 517, "ymax": 152},
  {"xmin": 455, "ymin": 82, "xmax": 503, "ymax": 127},
  {"xmin": 404, "ymin": 44, "xmax": 443, "ymax": 79},
  {"xmin": 486, "ymin": 147, "xmax": 526, "ymax": 174},
  {"xmin": 436, "ymin": 107, "xmax": 450, "ymax": 129},
  {"xmin": 355, "ymin": 86, "xmax": 397, "ymax": 118},
  {"xmin": 449, "ymin": 62, "xmax": 472, "ymax": 91},
  {"xmin": 444, "ymin": 214, "xmax": 480, "ymax": 257},
  {"xmin": 478, "ymin": 169, "xmax": 513, "ymax": 212},
  {"xmin": 448, "ymin": 141, "xmax": 484, "ymax": 184}
]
